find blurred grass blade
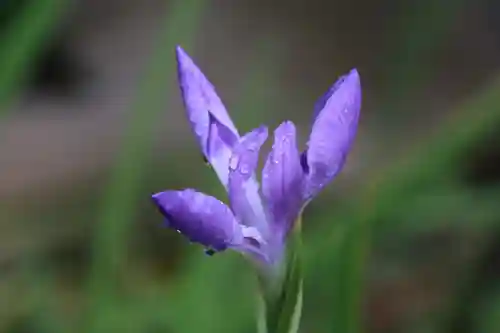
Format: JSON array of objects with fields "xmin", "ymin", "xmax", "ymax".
[
  {"xmin": 85, "ymin": 0, "xmax": 207, "ymax": 331},
  {"xmin": 0, "ymin": 0, "xmax": 66, "ymax": 110}
]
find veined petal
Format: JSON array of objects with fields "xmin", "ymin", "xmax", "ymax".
[
  {"xmin": 262, "ymin": 121, "xmax": 304, "ymax": 236},
  {"xmin": 303, "ymin": 69, "xmax": 361, "ymax": 199},
  {"xmin": 152, "ymin": 189, "xmax": 243, "ymax": 251},
  {"xmin": 176, "ymin": 46, "xmax": 239, "ymax": 187},
  {"xmin": 228, "ymin": 126, "xmax": 269, "ymax": 233}
]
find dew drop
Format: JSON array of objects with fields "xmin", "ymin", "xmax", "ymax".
[
  {"xmin": 229, "ymin": 155, "xmax": 239, "ymax": 170},
  {"xmin": 240, "ymin": 163, "xmax": 250, "ymax": 175}
]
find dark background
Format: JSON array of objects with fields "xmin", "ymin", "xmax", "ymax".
[{"xmin": 1, "ymin": 0, "xmax": 500, "ymax": 332}]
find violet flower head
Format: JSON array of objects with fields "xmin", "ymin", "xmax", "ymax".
[{"xmin": 152, "ymin": 46, "xmax": 361, "ymax": 265}]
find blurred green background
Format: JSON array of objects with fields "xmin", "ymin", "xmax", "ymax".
[{"xmin": 1, "ymin": 0, "xmax": 500, "ymax": 332}]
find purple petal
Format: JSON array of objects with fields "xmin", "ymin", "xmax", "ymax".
[
  {"xmin": 262, "ymin": 121, "xmax": 304, "ymax": 236},
  {"xmin": 176, "ymin": 46, "xmax": 239, "ymax": 187},
  {"xmin": 303, "ymin": 69, "xmax": 361, "ymax": 199},
  {"xmin": 152, "ymin": 189, "xmax": 243, "ymax": 251},
  {"xmin": 228, "ymin": 126, "xmax": 269, "ymax": 233},
  {"xmin": 311, "ymin": 70, "xmax": 353, "ymax": 123}
]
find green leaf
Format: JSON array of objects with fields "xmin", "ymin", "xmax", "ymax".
[{"xmin": 258, "ymin": 218, "xmax": 303, "ymax": 333}]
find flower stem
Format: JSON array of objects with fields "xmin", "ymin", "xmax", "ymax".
[{"xmin": 257, "ymin": 217, "xmax": 303, "ymax": 333}]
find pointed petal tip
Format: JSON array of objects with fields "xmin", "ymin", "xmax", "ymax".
[
  {"xmin": 151, "ymin": 193, "xmax": 167, "ymax": 211},
  {"xmin": 256, "ymin": 124, "xmax": 269, "ymax": 137},
  {"xmin": 175, "ymin": 46, "xmax": 202, "ymax": 78},
  {"xmin": 151, "ymin": 189, "xmax": 195, "ymax": 209},
  {"xmin": 239, "ymin": 125, "xmax": 268, "ymax": 146},
  {"xmin": 329, "ymin": 68, "xmax": 361, "ymax": 107},
  {"xmin": 275, "ymin": 120, "xmax": 297, "ymax": 134},
  {"xmin": 339, "ymin": 68, "xmax": 360, "ymax": 93},
  {"xmin": 152, "ymin": 190, "xmax": 174, "ymax": 200},
  {"xmin": 151, "ymin": 191, "xmax": 172, "ymax": 218},
  {"xmin": 344, "ymin": 69, "xmax": 361, "ymax": 101},
  {"xmin": 151, "ymin": 191, "xmax": 162, "ymax": 203},
  {"xmin": 311, "ymin": 68, "xmax": 361, "ymax": 123},
  {"xmin": 347, "ymin": 68, "xmax": 360, "ymax": 86},
  {"xmin": 175, "ymin": 45, "xmax": 193, "ymax": 69},
  {"xmin": 175, "ymin": 45, "xmax": 187, "ymax": 58},
  {"xmin": 348, "ymin": 68, "xmax": 359, "ymax": 77}
]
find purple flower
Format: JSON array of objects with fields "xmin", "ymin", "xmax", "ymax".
[{"xmin": 152, "ymin": 46, "xmax": 361, "ymax": 265}]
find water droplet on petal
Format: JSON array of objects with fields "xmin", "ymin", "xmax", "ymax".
[
  {"xmin": 239, "ymin": 162, "xmax": 250, "ymax": 175},
  {"xmin": 229, "ymin": 155, "xmax": 239, "ymax": 170}
]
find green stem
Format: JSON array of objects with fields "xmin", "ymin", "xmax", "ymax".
[{"xmin": 258, "ymin": 217, "xmax": 303, "ymax": 333}]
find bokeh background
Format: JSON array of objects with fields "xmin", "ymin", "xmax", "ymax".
[{"xmin": 1, "ymin": 0, "xmax": 500, "ymax": 332}]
